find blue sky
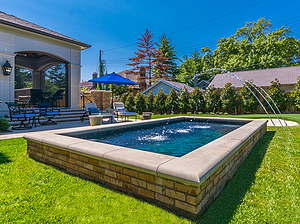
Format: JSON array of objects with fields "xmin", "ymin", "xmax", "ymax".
[{"xmin": 3, "ymin": 0, "xmax": 300, "ymax": 81}]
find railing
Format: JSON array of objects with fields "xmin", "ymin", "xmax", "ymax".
[{"xmin": 81, "ymin": 93, "xmax": 93, "ymax": 110}]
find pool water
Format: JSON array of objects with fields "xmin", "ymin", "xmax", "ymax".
[{"xmin": 85, "ymin": 121, "xmax": 241, "ymax": 157}]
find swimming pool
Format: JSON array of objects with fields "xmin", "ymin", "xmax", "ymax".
[
  {"xmin": 78, "ymin": 121, "xmax": 241, "ymax": 157},
  {"xmin": 24, "ymin": 116, "xmax": 267, "ymax": 217}
]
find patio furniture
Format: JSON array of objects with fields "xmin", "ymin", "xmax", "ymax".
[
  {"xmin": 113, "ymin": 102, "xmax": 137, "ymax": 121},
  {"xmin": 89, "ymin": 115, "xmax": 103, "ymax": 126},
  {"xmin": 45, "ymin": 89, "xmax": 64, "ymax": 107},
  {"xmin": 80, "ymin": 103, "xmax": 114, "ymax": 123},
  {"xmin": 141, "ymin": 112, "xmax": 152, "ymax": 120},
  {"xmin": 28, "ymin": 89, "xmax": 43, "ymax": 107},
  {"xmin": 38, "ymin": 102, "xmax": 60, "ymax": 125},
  {"xmin": 5, "ymin": 102, "xmax": 36, "ymax": 130}
]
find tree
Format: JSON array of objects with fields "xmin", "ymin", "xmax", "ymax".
[
  {"xmin": 205, "ymin": 85, "xmax": 220, "ymax": 112},
  {"xmin": 153, "ymin": 89, "xmax": 166, "ymax": 114},
  {"xmin": 165, "ymin": 88, "xmax": 178, "ymax": 114},
  {"xmin": 128, "ymin": 29, "xmax": 157, "ymax": 86},
  {"xmin": 152, "ymin": 49, "xmax": 171, "ymax": 79},
  {"xmin": 239, "ymin": 80, "xmax": 259, "ymax": 113},
  {"xmin": 154, "ymin": 34, "xmax": 178, "ymax": 78},
  {"xmin": 178, "ymin": 87, "xmax": 190, "ymax": 113},
  {"xmin": 145, "ymin": 91, "xmax": 155, "ymax": 112},
  {"xmin": 290, "ymin": 77, "xmax": 300, "ymax": 109},
  {"xmin": 14, "ymin": 67, "xmax": 32, "ymax": 89},
  {"xmin": 264, "ymin": 78, "xmax": 287, "ymax": 112},
  {"xmin": 189, "ymin": 87, "xmax": 205, "ymax": 113},
  {"xmin": 45, "ymin": 64, "xmax": 66, "ymax": 94},
  {"xmin": 176, "ymin": 49, "xmax": 203, "ymax": 85},
  {"xmin": 134, "ymin": 92, "xmax": 146, "ymax": 114},
  {"xmin": 201, "ymin": 18, "xmax": 300, "ymax": 71},
  {"xmin": 120, "ymin": 92, "xmax": 129, "ymax": 104},
  {"xmin": 125, "ymin": 92, "xmax": 135, "ymax": 112},
  {"xmin": 220, "ymin": 83, "xmax": 239, "ymax": 113}
]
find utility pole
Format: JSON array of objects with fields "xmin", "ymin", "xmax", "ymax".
[{"xmin": 99, "ymin": 50, "xmax": 102, "ymax": 77}]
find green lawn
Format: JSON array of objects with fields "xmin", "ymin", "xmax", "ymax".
[{"xmin": 1, "ymin": 117, "xmax": 300, "ymax": 223}]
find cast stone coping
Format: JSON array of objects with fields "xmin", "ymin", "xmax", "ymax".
[{"xmin": 24, "ymin": 117, "xmax": 266, "ymax": 187}]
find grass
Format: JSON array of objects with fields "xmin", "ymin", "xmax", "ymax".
[{"xmin": 1, "ymin": 116, "xmax": 300, "ymax": 223}]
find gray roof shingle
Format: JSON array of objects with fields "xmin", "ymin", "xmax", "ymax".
[
  {"xmin": 209, "ymin": 66, "xmax": 300, "ymax": 89},
  {"xmin": 0, "ymin": 11, "xmax": 90, "ymax": 48},
  {"xmin": 164, "ymin": 80, "xmax": 195, "ymax": 93}
]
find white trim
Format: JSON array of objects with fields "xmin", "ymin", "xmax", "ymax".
[
  {"xmin": 0, "ymin": 50, "xmax": 16, "ymax": 57},
  {"xmin": 141, "ymin": 80, "xmax": 180, "ymax": 94},
  {"xmin": 70, "ymin": 63, "xmax": 82, "ymax": 68}
]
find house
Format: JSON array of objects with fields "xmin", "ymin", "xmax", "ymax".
[
  {"xmin": 80, "ymin": 81, "xmax": 93, "ymax": 91},
  {"xmin": 141, "ymin": 80, "xmax": 195, "ymax": 96},
  {"xmin": 0, "ymin": 11, "xmax": 90, "ymax": 115},
  {"xmin": 197, "ymin": 80, "xmax": 211, "ymax": 91},
  {"xmin": 208, "ymin": 66, "xmax": 300, "ymax": 93}
]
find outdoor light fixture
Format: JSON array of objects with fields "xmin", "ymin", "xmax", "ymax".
[{"xmin": 2, "ymin": 60, "xmax": 12, "ymax": 75}]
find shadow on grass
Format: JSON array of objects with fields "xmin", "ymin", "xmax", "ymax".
[
  {"xmin": 0, "ymin": 151, "xmax": 11, "ymax": 165},
  {"xmin": 193, "ymin": 131, "xmax": 276, "ymax": 223}
]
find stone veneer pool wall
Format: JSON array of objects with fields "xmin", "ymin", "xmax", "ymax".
[{"xmin": 24, "ymin": 117, "xmax": 267, "ymax": 217}]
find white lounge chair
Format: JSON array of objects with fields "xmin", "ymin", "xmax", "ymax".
[
  {"xmin": 80, "ymin": 103, "xmax": 115, "ymax": 123},
  {"xmin": 113, "ymin": 102, "xmax": 137, "ymax": 121}
]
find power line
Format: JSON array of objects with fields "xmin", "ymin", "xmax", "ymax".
[{"xmin": 103, "ymin": 1, "xmax": 266, "ymax": 52}]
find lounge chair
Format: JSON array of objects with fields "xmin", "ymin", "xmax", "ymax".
[
  {"xmin": 113, "ymin": 102, "xmax": 137, "ymax": 121},
  {"xmin": 5, "ymin": 102, "xmax": 36, "ymax": 129},
  {"xmin": 80, "ymin": 103, "xmax": 114, "ymax": 123}
]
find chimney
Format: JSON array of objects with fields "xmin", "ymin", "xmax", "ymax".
[{"xmin": 92, "ymin": 72, "xmax": 97, "ymax": 89}]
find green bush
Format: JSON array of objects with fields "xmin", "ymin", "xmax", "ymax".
[
  {"xmin": 0, "ymin": 116, "xmax": 10, "ymax": 131},
  {"xmin": 189, "ymin": 87, "xmax": 205, "ymax": 113},
  {"xmin": 220, "ymin": 83, "xmax": 240, "ymax": 114},
  {"xmin": 178, "ymin": 87, "xmax": 190, "ymax": 113},
  {"xmin": 124, "ymin": 92, "xmax": 135, "ymax": 112},
  {"xmin": 264, "ymin": 78, "xmax": 287, "ymax": 112},
  {"xmin": 153, "ymin": 88, "xmax": 166, "ymax": 114},
  {"xmin": 134, "ymin": 92, "xmax": 146, "ymax": 114},
  {"xmin": 120, "ymin": 92, "xmax": 129, "ymax": 104},
  {"xmin": 165, "ymin": 88, "xmax": 178, "ymax": 114},
  {"xmin": 145, "ymin": 91, "xmax": 155, "ymax": 112},
  {"xmin": 290, "ymin": 76, "xmax": 300, "ymax": 110},
  {"xmin": 239, "ymin": 80, "xmax": 259, "ymax": 113},
  {"xmin": 205, "ymin": 85, "xmax": 220, "ymax": 112}
]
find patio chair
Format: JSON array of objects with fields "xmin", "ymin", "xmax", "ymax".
[
  {"xmin": 38, "ymin": 102, "xmax": 60, "ymax": 125},
  {"xmin": 28, "ymin": 89, "xmax": 43, "ymax": 106},
  {"xmin": 113, "ymin": 102, "xmax": 137, "ymax": 121},
  {"xmin": 45, "ymin": 89, "xmax": 64, "ymax": 107},
  {"xmin": 80, "ymin": 103, "xmax": 114, "ymax": 123},
  {"xmin": 5, "ymin": 102, "xmax": 36, "ymax": 130}
]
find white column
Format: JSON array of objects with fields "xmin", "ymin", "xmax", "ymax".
[
  {"xmin": 68, "ymin": 63, "xmax": 82, "ymax": 109},
  {"xmin": 0, "ymin": 53, "xmax": 15, "ymax": 115}
]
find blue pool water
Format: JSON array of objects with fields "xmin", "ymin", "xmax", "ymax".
[{"xmin": 84, "ymin": 121, "xmax": 241, "ymax": 157}]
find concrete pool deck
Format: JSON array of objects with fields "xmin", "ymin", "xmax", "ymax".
[{"xmin": 23, "ymin": 116, "xmax": 267, "ymax": 217}]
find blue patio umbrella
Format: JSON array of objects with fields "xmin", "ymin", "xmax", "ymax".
[{"xmin": 89, "ymin": 72, "xmax": 138, "ymax": 108}]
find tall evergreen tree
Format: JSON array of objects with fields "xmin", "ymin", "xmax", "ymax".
[
  {"xmin": 178, "ymin": 87, "xmax": 191, "ymax": 113},
  {"xmin": 145, "ymin": 91, "xmax": 155, "ymax": 112},
  {"xmin": 205, "ymin": 85, "xmax": 220, "ymax": 112},
  {"xmin": 290, "ymin": 77, "xmax": 300, "ymax": 110},
  {"xmin": 128, "ymin": 29, "xmax": 157, "ymax": 86},
  {"xmin": 239, "ymin": 80, "xmax": 259, "ymax": 113},
  {"xmin": 220, "ymin": 83, "xmax": 239, "ymax": 113},
  {"xmin": 153, "ymin": 89, "xmax": 166, "ymax": 114},
  {"xmin": 154, "ymin": 34, "xmax": 178, "ymax": 78},
  {"xmin": 165, "ymin": 88, "xmax": 178, "ymax": 114},
  {"xmin": 14, "ymin": 67, "xmax": 32, "ymax": 89}
]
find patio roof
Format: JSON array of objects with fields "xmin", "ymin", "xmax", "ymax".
[{"xmin": 0, "ymin": 11, "xmax": 91, "ymax": 49}]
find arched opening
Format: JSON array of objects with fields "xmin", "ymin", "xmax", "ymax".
[{"xmin": 14, "ymin": 51, "xmax": 69, "ymax": 107}]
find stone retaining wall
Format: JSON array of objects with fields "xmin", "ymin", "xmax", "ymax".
[{"xmin": 26, "ymin": 120, "xmax": 266, "ymax": 217}]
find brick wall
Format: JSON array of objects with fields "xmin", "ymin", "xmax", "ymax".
[
  {"xmin": 27, "ymin": 123, "xmax": 266, "ymax": 217},
  {"xmin": 81, "ymin": 90, "xmax": 111, "ymax": 110}
]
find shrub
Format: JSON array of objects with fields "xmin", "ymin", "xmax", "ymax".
[
  {"xmin": 264, "ymin": 78, "xmax": 287, "ymax": 112},
  {"xmin": 153, "ymin": 88, "xmax": 166, "ymax": 114},
  {"xmin": 205, "ymin": 85, "xmax": 220, "ymax": 112},
  {"xmin": 124, "ymin": 92, "xmax": 135, "ymax": 112},
  {"xmin": 178, "ymin": 87, "xmax": 190, "ymax": 113},
  {"xmin": 0, "ymin": 116, "xmax": 10, "ymax": 131},
  {"xmin": 165, "ymin": 88, "xmax": 178, "ymax": 114},
  {"xmin": 239, "ymin": 80, "xmax": 259, "ymax": 113},
  {"xmin": 134, "ymin": 92, "xmax": 146, "ymax": 114},
  {"xmin": 220, "ymin": 83, "xmax": 239, "ymax": 114},
  {"xmin": 290, "ymin": 76, "xmax": 300, "ymax": 110},
  {"xmin": 189, "ymin": 87, "xmax": 205, "ymax": 113},
  {"xmin": 145, "ymin": 91, "xmax": 155, "ymax": 112},
  {"xmin": 120, "ymin": 92, "xmax": 129, "ymax": 104}
]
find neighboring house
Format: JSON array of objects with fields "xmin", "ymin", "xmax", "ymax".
[
  {"xmin": 197, "ymin": 80, "xmax": 210, "ymax": 91},
  {"xmin": 80, "ymin": 81, "xmax": 93, "ymax": 91},
  {"xmin": 117, "ymin": 70, "xmax": 139, "ymax": 83},
  {"xmin": 0, "ymin": 11, "xmax": 90, "ymax": 115},
  {"xmin": 142, "ymin": 80, "xmax": 195, "ymax": 96},
  {"xmin": 208, "ymin": 66, "xmax": 300, "ymax": 93}
]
